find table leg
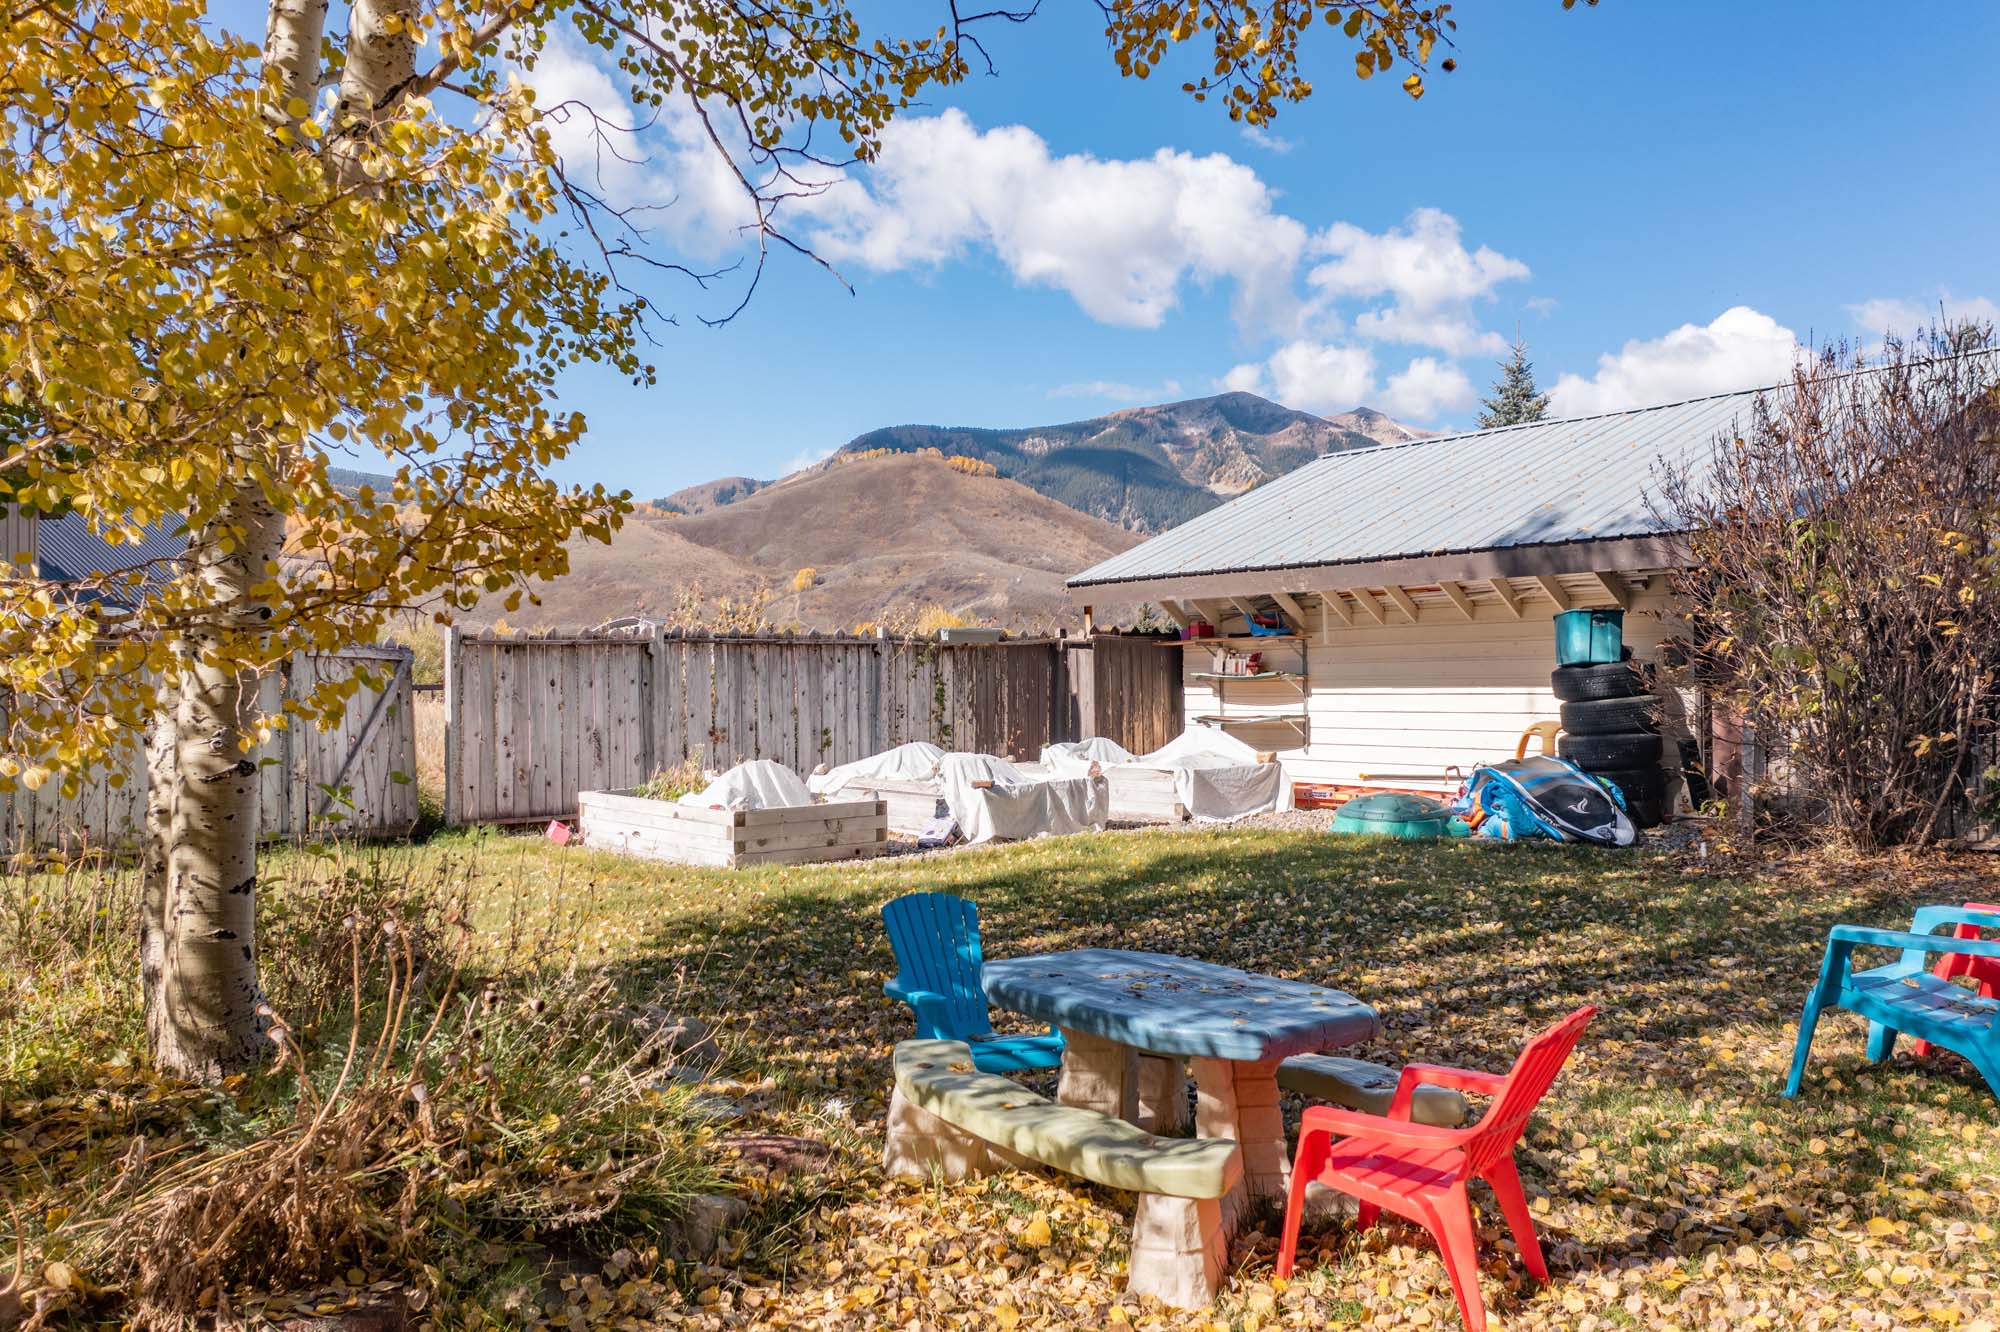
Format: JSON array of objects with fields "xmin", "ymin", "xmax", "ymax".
[
  {"xmin": 1057, "ymin": 1027, "xmax": 1131, "ymax": 1119},
  {"xmin": 1056, "ymin": 1030, "xmax": 1188, "ymax": 1133},
  {"xmin": 1190, "ymin": 1056, "xmax": 1292, "ymax": 1223}
]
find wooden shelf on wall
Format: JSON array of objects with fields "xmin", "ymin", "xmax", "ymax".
[
  {"xmin": 1188, "ymin": 670, "xmax": 1306, "ymax": 683},
  {"xmin": 1183, "ymin": 635, "xmax": 1309, "ymax": 741},
  {"xmin": 1192, "ymin": 712, "xmax": 1309, "ymax": 732},
  {"xmin": 1161, "ymin": 634, "xmax": 1305, "ymax": 648}
]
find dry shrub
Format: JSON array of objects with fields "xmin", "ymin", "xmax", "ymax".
[
  {"xmin": 411, "ymin": 690, "xmax": 446, "ymax": 820},
  {"xmin": 6, "ymin": 854, "xmax": 714, "ymax": 1331},
  {"xmin": 1662, "ymin": 327, "xmax": 2000, "ymax": 847},
  {"xmin": 855, "ymin": 603, "xmax": 970, "ymax": 637},
  {"xmin": 661, "ymin": 580, "xmax": 774, "ymax": 634},
  {"xmin": 635, "ymin": 752, "xmax": 709, "ymax": 802}
]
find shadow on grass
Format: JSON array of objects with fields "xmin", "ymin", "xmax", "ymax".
[{"xmin": 490, "ymin": 826, "xmax": 2000, "ymax": 1314}]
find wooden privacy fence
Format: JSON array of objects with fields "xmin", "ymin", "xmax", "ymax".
[
  {"xmin": 1060, "ymin": 634, "xmax": 1185, "ymax": 757},
  {"xmin": 4, "ymin": 645, "xmax": 419, "ymax": 852},
  {"xmin": 444, "ymin": 628, "xmax": 1180, "ymax": 827}
]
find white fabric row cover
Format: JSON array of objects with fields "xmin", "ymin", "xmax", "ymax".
[
  {"xmin": 938, "ymin": 753, "xmax": 1109, "ymax": 844},
  {"xmin": 678, "ymin": 759, "xmax": 815, "ymax": 811},
  {"xmin": 1038, "ymin": 727, "xmax": 1292, "ymax": 822},
  {"xmin": 805, "ymin": 741, "xmax": 946, "ymax": 796}
]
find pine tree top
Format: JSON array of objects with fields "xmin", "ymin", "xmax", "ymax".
[{"xmin": 1478, "ymin": 337, "xmax": 1551, "ymax": 429}]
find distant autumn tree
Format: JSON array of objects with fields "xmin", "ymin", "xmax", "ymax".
[{"xmin": 1, "ymin": 0, "xmax": 1488, "ymax": 1082}]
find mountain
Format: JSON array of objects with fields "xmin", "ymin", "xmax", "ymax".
[
  {"xmin": 326, "ymin": 465, "xmax": 398, "ymax": 495},
  {"xmin": 1323, "ymin": 405, "xmax": 1432, "ymax": 447},
  {"xmin": 655, "ymin": 474, "xmax": 768, "ymax": 515},
  {"xmin": 465, "ymin": 451, "xmax": 1143, "ymax": 632},
  {"xmin": 825, "ymin": 391, "xmax": 1422, "ymax": 532}
]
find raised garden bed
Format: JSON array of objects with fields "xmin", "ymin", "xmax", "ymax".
[
  {"xmin": 813, "ymin": 775, "xmax": 944, "ymax": 840},
  {"xmin": 1102, "ymin": 766, "xmax": 1188, "ymax": 822},
  {"xmin": 577, "ymin": 789, "xmax": 889, "ymax": 868}
]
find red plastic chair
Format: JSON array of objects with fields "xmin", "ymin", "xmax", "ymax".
[
  {"xmin": 1912, "ymin": 901, "xmax": 2000, "ymax": 1058},
  {"xmin": 1276, "ymin": 1006, "xmax": 1597, "ymax": 1332}
]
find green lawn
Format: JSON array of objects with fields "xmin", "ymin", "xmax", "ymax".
[
  {"xmin": 7, "ymin": 825, "xmax": 1997, "ymax": 1331},
  {"xmin": 415, "ymin": 824, "xmax": 1999, "ymax": 1332}
]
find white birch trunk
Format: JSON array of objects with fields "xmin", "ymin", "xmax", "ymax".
[
  {"xmin": 265, "ymin": 0, "xmax": 330, "ymax": 111},
  {"xmin": 331, "ymin": 0, "xmax": 420, "ymax": 186},
  {"xmin": 139, "ymin": 702, "xmax": 176, "ymax": 1057},
  {"xmin": 153, "ymin": 491, "xmax": 286, "ymax": 1081},
  {"xmin": 143, "ymin": 0, "xmax": 328, "ymax": 1082}
]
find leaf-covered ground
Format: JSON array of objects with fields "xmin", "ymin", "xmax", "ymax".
[{"xmin": 420, "ymin": 822, "xmax": 2000, "ymax": 1331}]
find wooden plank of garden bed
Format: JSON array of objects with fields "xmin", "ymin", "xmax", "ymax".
[
  {"xmin": 733, "ymin": 839, "xmax": 889, "ymax": 867},
  {"xmin": 736, "ymin": 798, "xmax": 883, "ymax": 826},
  {"xmin": 736, "ymin": 818, "xmax": 889, "ymax": 854}
]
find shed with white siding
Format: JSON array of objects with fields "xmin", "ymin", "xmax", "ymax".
[{"xmin": 1064, "ymin": 385, "xmax": 1756, "ymax": 799}]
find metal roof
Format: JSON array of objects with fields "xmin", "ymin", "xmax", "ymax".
[
  {"xmin": 1068, "ymin": 384, "xmax": 1766, "ymax": 589},
  {"xmin": 38, "ymin": 510, "xmax": 187, "ymax": 600}
]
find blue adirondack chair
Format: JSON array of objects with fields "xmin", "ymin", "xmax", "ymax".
[
  {"xmin": 1785, "ymin": 904, "xmax": 2000, "ymax": 1100},
  {"xmin": 880, "ymin": 892, "xmax": 1065, "ymax": 1074}
]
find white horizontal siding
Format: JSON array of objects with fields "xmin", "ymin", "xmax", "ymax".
[{"xmin": 1183, "ymin": 589, "xmax": 1684, "ymax": 790}]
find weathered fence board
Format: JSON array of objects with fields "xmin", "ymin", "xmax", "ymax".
[
  {"xmin": 4, "ymin": 645, "xmax": 418, "ymax": 852},
  {"xmin": 449, "ymin": 629, "xmax": 1142, "ymax": 826},
  {"xmin": 1086, "ymin": 635, "xmax": 1185, "ymax": 756}
]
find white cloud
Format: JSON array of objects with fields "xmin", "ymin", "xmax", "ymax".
[
  {"xmin": 1549, "ymin": 306, "xmax": 1801, "ymax": 417},
  {"xmin": 778, "ymin": 444, "xmax": 837, "ymax": 476},
  {"xmin": 1525, "ymin": 295, "xmax": 1558, "ymax": 317},
  {"xmin": 1240, "ymin": 126, "xmax": 1297, "ymax": 155},
  {"xmin": 1847, "ymin": 292, "xmax": 2000, "ymax": 337},
  {"xmin": 521, "ymin": 35, "xmax": 755, "ymax": 258},
  {"xmin": 1219, "ymin": 363, "xmax": 1268, "ymax": 394},
  {"xmin": 1048, "ymin": 379, "xmax": 1184, "ymax": 403},
  {"xmin": 1305, "ymin": 208, "xmax": 1529, "ymax": 356},
  {"xmin": 1223, "ymin": 341, "xmax": 1377, "ymax": 416},
  {"xmin": 811, "ymin": 109, "xmax": 1309, "ymax": 331},
  {"xmin": 1221, "ymin": 344, "xmax": 1483, "ymax": 424},
  {"xmin": 1351, "ymin": 306, "xmax": 1506, "ymax": 357},
  {"xmin": 1378, "ymin": 357, "xmax": 1476, "ymax": 421}
]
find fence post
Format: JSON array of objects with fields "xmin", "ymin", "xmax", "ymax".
[
  {"xmin": 642, "ymin": 624, "xmax": 661, "ymax": 781},
  {"xmin": 443, "ymin": 625, "xmax": 459, "ymax": 827}
]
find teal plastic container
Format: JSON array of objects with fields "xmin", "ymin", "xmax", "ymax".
[
  {"xmin": 1554, "ymin": 609, "xmax": 1625, "ymax": 666},
  {"xmin": 1331, "ymin": 793, "xmax": 1463, "ymax": 840}
]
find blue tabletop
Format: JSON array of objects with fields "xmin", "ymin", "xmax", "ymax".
[{"xmin": 982, "ymin": 949, "xmax": 1381, "ymax": 1062}]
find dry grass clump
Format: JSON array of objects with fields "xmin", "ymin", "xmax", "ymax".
[
  {"xmin": 635, "ymin": 753, "xmax": 710, "ymax": 803},
  {"xmin": 1, "ymin": 852, "xmax": 717, "ymax": 1331}
]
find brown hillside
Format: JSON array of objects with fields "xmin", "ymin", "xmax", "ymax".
[{"xmin": 470, "ymin": 453, "xmax": 1141, "ymax": 632}]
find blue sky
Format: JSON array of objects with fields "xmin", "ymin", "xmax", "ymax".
[{"xmin": 252, "ymin": 2, "xmax": 2000, "ymax": 499}]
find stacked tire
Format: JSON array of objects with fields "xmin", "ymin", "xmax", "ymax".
[{"xmin": 1550, "ymin": 661, "xmax": 1669, "ymax": 829}]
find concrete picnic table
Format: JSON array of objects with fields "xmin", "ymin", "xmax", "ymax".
[{"xmin": 982, "ymin": 948, "xmax": 1380, "ymax": 1301}]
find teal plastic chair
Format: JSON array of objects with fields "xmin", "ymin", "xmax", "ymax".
[
  {"xmin": 880, "ymin": 892, "xmax": 1064, "ymax": 1074},
  {"xmin": 1785, "ymin": 904, "xmax": 2000, "ymax": 1100}
]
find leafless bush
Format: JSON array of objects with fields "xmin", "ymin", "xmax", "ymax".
[{"xmin": 1661, "ymin": 327, "xmax": 2000, "ymax": 848}]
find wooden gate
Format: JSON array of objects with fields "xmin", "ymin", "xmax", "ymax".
[
  {"xmin": 3, "ymin": 645, "xmax": 420, "ymax": 852},
  {"xmin": 1060, "ymin": 634, "xmax": 1184, "ymax": 755}
]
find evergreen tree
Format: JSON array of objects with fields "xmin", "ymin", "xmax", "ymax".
[{"xmin": 1478, "ymin": 336, "xmax": 1552, "ymax": 428}]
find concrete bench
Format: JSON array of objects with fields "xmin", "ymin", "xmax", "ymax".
[
  {"xmin": 1276, "ymin": 1054, "xmax": 1472, "ymax": 1127},
  {"xmin": 885, "ymin": 1039, "xmax": 1240, "ymax": 1307}
]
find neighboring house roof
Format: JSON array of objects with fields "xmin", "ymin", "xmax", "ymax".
[
  {"xmin": 1067, "ymin": 384, "xmax": 1766, "ymax": 591},
  {"xmin": 37, "ymin": 510, "xmax": 187, "ymax": 601}
]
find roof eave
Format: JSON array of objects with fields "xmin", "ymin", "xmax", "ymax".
[{"xmin": 1065, "ymin": 533, "xmax": 1690, "ymax": 604}]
